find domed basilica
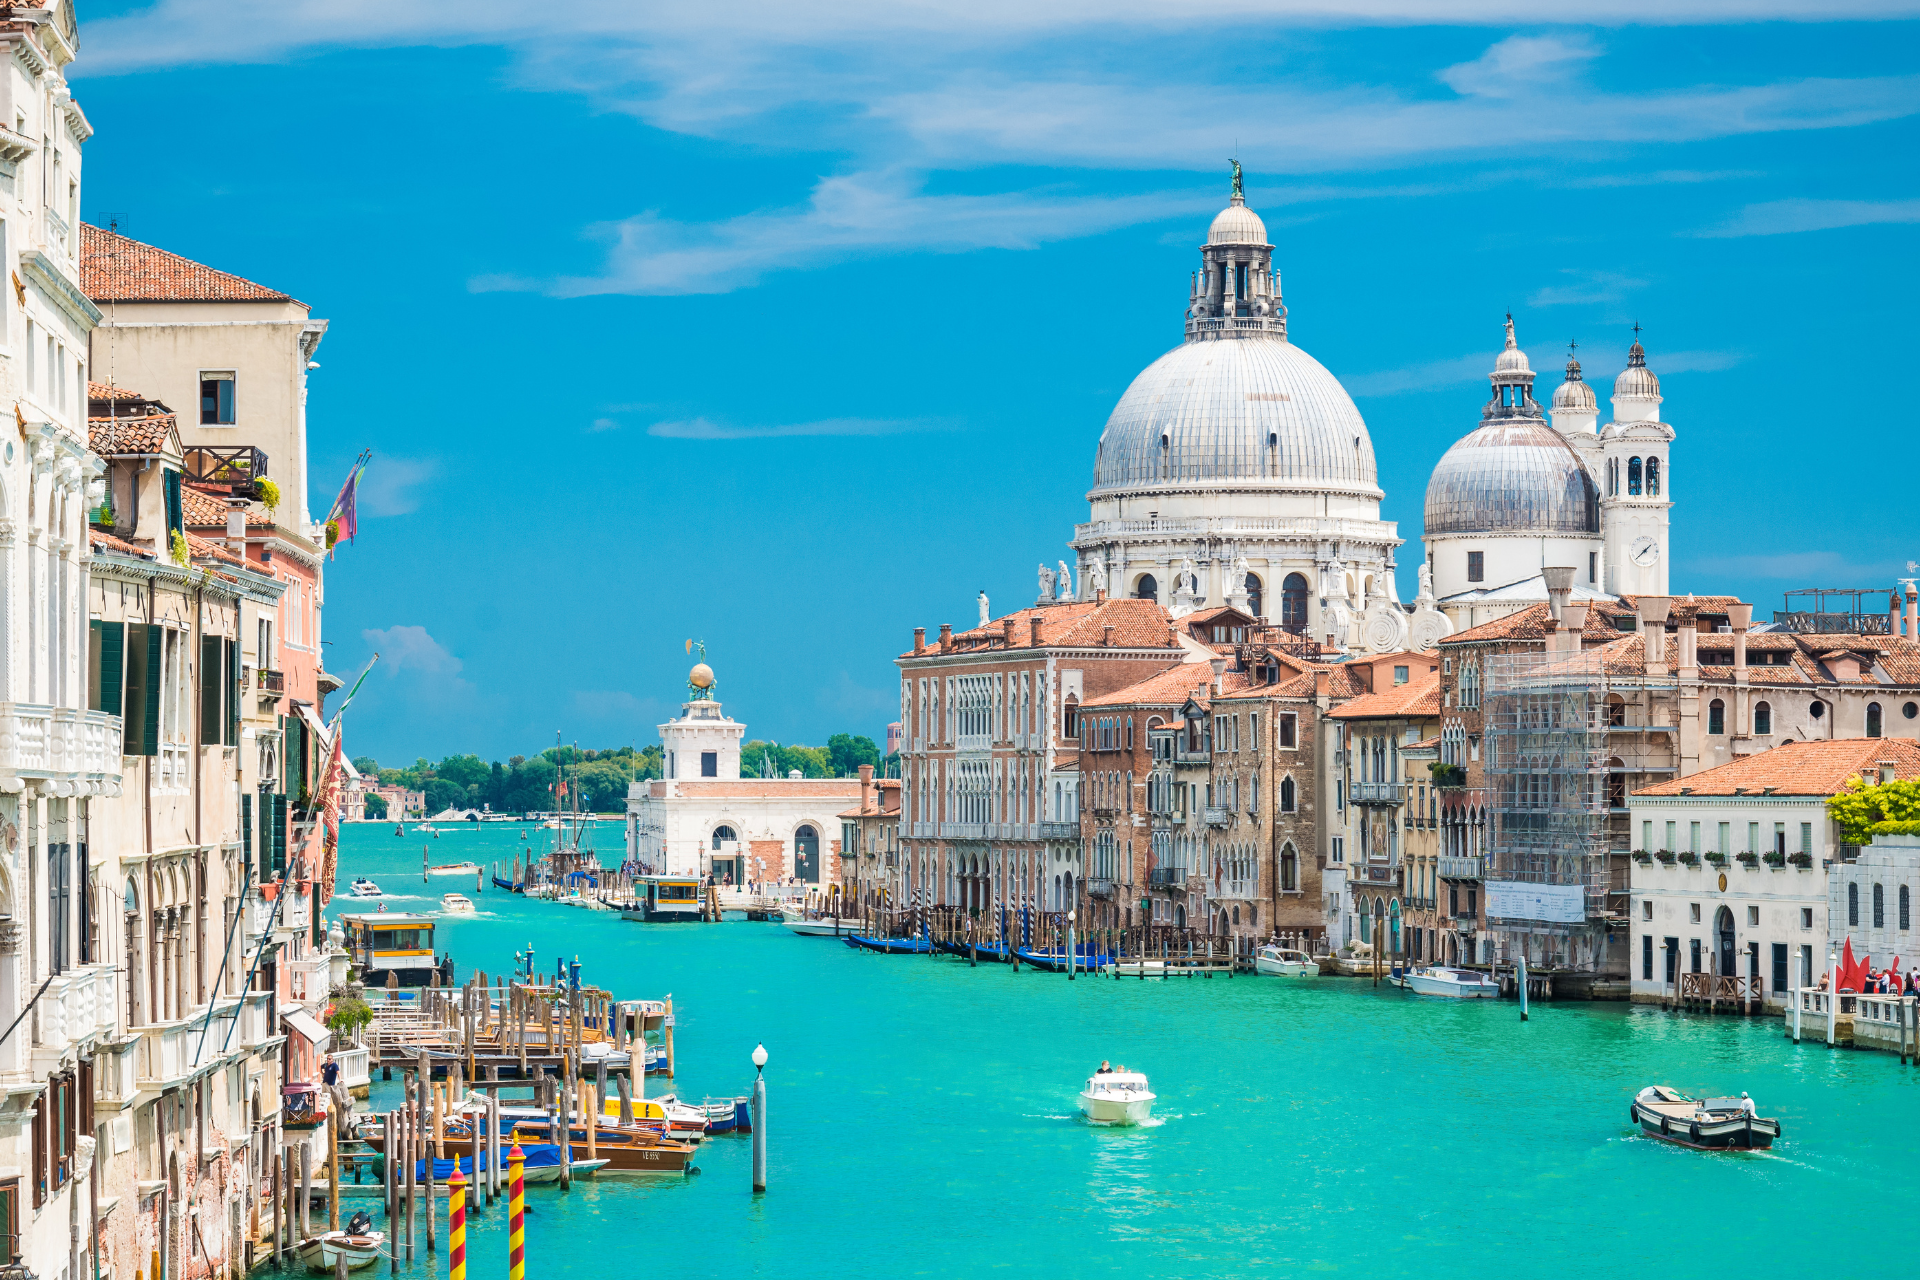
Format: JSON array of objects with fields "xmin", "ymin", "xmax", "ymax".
[{"xmin": 1065, "ymin": 174, "xmax": 1676, "ymax": 652}]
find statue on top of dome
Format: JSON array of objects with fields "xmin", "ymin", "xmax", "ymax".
[{"xmin": 1229, "ymin": 158, "xmax": 1243, "ymax": 200}]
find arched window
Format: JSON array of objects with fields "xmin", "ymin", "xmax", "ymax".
[
  {"xmin": 1627, "ymin": 457, "xmax": 1642, "ymax": 495},
  {"xmin": 1245, "ymin": 574, "xmax": 1263, "ymax": 617},
  {"xmin": 1279, "ymin": 776, "xmax": 1296, "ymax": 813},
  {"xmin": 1134, "ymin": 574, "xmax": 1158, "ymax": 602},
  {"xmin": 1281, "ymin": 573, "xmax": 1309, "ymax": 634},
  {"xmin": 1708, "ymin": 699, "xmax": 1725, "ymax": 735},
  {"xmin": 1874, "ymin": 883, "xmax": 1885, "ymax": 929},
  {"xmin": 1645, "ymin": 456, "xmax": 1660, "ymax": 495},
  {"xmin": 1902, "ymin": 885, "xmax": 1911, "ymax": 931},
  {"xmin": 1867, "ymin": 702, "xmax": 1883, "ymax": 738},
  {"xmin": 794, "ymin": 825, "xmax": 820, "ymax": 883},
  {"xmin": 1848, "ymin": 881, "xmax": 1859, "ymax": 927},
  {"xmin": 1280, "ymin": 845, "xmax": 1298, "ymax": 891},
  {"xmin": 712, "ymin": 825, "xmax": 737, "ymax": 848},
  {"xmin": 1754, "ymin": 701, "xmax": 1772, "ymax": 735},
  {"xmin": 1810, "ymin": 700, "xmax": 1825, "ymax": 720}
]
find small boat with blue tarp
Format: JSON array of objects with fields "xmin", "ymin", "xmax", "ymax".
[
  {"xmin": 404, "ymin": 1143, "xmax": 603, "ymax": 1184},
  {"xmin": 1016, "ymin": 947, "xmax": 1113, "ymax": 973},
  {"xmin": 846, "ymin": 935, "xmax": 935, "ymax": 954}
]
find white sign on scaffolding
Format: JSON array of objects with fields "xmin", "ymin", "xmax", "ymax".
[{"xmin": 1486, "ymin": 880, "xmax": 1584, "ymax": 924}]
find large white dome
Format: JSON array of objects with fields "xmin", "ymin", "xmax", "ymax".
[
  {"xmin": 1090, "ymin": 337, "xmax": 1379, "ymax": 497},
  {"xmin": 1424, "ymin": 420, "xmax": 1599, "ymax": 536}
]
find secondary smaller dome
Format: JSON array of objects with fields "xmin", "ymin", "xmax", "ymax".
[
  {"xmin": 689, "ymin": 662, "xmax": 714, "ymax": 690},
  {"xmin": 1552, "ymin": 354, "xmax": 1597, "ymax": 414},
  {"xmin": 1208, "ymin": 195, "xmax": 1268, "ymax": 246},
  {"xmin": 1494, "ymin": 315, "xmax": 1532, "ymax": 377},
  {"xmin": 1614, "ymin": 339, "xmax": 1661, "ymax": 400}
]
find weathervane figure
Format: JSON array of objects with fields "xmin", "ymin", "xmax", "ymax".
[{"xmin": 1229, "ymin": 158, "xmax": 1243, "ymax": 199}]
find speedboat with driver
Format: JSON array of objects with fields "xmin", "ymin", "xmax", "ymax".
[
  {"xmin": 1404, "ymin": 966, "xmax": 1501, "ymax": 998},
  {"xmin": 348, "ymin": 878, "xmax": 383, "ymax": 897},
  {"xmin": 1078, "ymin": 1068, "xmax": 1155, "ymax": 1126}
]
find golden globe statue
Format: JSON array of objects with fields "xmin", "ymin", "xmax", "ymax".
[{"xmin": 689, "ymin": 662, "xmax": 714, "ymax": 690}]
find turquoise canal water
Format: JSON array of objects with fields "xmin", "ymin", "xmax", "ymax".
[{"xmin": 324, "ymin": 823, "xmax": 1919, "ymax": 1279}]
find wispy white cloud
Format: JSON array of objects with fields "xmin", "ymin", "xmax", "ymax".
[
  {"xmin": 1345, "ymin": 353, "xmax": 1488, "ymax": 396},
  {"xmin": 1437, "ymin": 34, "xmax": 1600, "ymax": 98},
  {"xmin": 1562, "ymin": 168, "xmax": 1762, "ymax": 188},
  {"xmin": 587, "ymin": 417, "xmax": 622, "ymax": 433},
  {"xmin": 363, "ymin": 624, "xmax": 466, "ymax": 678},
  {"xmin": 358, "ymin": 455, "xmax": 439, "ymax": 517},
  {"xmin": 473, "ymin": 172, "xmax": 1212, "ymax": 296},
  {"xmin": 648, "ymin": 415, "xmax": 945, "ymax": 440},
  {"xmin": 1695, "ymin": 196, "xmax": 1920, "ymax": 237},
  {"xmin": 1528, "ymin": 269, "xmax": 1648, "ymax": 307}
]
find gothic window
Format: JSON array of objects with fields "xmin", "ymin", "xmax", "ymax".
[
  {"xmin": 1245, "ymin": 574, "xmax": 1263, "ymax": 617},
  {"xmin": 1279, "ymin": 775, "xmax": 1296, "ymax": 813},
  {"xmin": 1280, "ymin": 573, "xmax": 1309, "ymax": 633},
  {"xmin": 1708, "ymin": 699, "xmax": 1725, "ymax": 735},
  {"xmin": 1134, "ymin": 574, "xmax": 1158, "ymax": 602},
  {"xmin": 1645, "ymin": 456, "xmax": 1660, "ymax": 495},
  {"xmin": 1754, "ymin": 701, "xmax": 1772, "ymax": 735},
  {"xmin": 1627, "ymin": 457, "xmax": 1642, "ymax": 495},
  {"xmin": 1867, "ymin": 702, "xmax": 1883, "ymax": 738}
]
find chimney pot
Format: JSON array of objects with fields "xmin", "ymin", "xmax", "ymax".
[
  {"xmin": 1102, "ymin": 624, "xmax": 1116, "ymax": 647},
  {"xmin": 913, "ymin": 627, "xmax": 926, "ymax": 655},
  {"xmin": 1095, "ymin": 589, "xmax": 1106, "ymax": 604},
  {"xmin": 1542, "ymin": 566, "xmax": 1575, "ymax": 623},
  {"xmin": 1029, "ymin": 617, "xmax": 1044, "ymax": 647},
  {"xmin": 1726, "ymin": 603, "xmax": 1753, "ymax": 631},
  {"xmin": 938, "ymin": 623, "xmax": 953, "ymax": 654},
  {"xmin": 1002, "ymin": 618, "xmax": 1016, "ymax": 647}
]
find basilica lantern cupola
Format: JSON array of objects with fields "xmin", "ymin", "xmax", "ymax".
[
  {"xmin": 1185, "ymin": 160, "xmax": 1286, "ymax": 341},
  {"xmin": 1549, "ymin": 344, "xmax": 1599, "ymax": 435}
]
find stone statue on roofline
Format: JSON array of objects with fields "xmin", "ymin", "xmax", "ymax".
[
  {"xmin": 1056, "ymin": 561, "xmax": 1074, "ymax": 601},
  {"xmin": 1086, "ymin": 560, "xmax": 1107, "ymax": 598},
  {"xmin": 1038, "ymin": 563, "xmax": 1055, "ymax": 601}
]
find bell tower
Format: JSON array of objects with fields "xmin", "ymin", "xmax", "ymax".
[{"xmin": 1600, "ymin": 333, "xmax": 1674, "ymax": 597}]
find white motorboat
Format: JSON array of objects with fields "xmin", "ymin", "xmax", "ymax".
[
  {"xmin": 427, "ymin": 861, "xmax": 480, "ymax": 876},
  {"xmin": 347, "ymin": 878, "xmax": 383, "ymax": 898},
  {"xmin": 1253, "ymin": 945, "xmax": 1318, "ymax": 977},
  {"xmin": 1405, "ymin": 966, "xmax": 1501, "ymax": 998},
  {"xmin": 297, "ymin": 1230, "xmax": 384, "ymax": 1273},
  {"xmin": 1078, "ymin": 1070, "xmax": 1155, "ymax": 1126},
  {"xmin": 1102, "ymin": 959, "xmax": 1168, "ymax": 978},
  {"xmin": 786, "ymin": 916, "xmax": 863, "ymax": 937},
  {"xmin": 441, "ymin": 893, "xmax": 476, "ymax": 915}
]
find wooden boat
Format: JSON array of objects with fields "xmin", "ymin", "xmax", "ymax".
[
  {"xmin": 845, "ymin": 935, "xmax": 934, "ymax": 955},
  {"xmin": 1631, "ymin": 1086, "xmax": 1779, "ymax": 1150},
  {"xmin": 506, "ymin": 1118, "xmax": 697, "ymax": 1173},
  {"xmin": 297, "ymin": 1231, "xmax": 384, "ymax": 1272}
]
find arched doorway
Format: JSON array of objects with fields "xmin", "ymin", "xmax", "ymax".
[
  {"xmin": 1715, "ymin": 905, "xmax": 1736, "ymax": 977},
  {"xmin": 794, "ymin": 825, "xmax": 820, "ymax": 883},
  {"xmin": 1134, "ymin": 574, "xmax": 1158, "ymax": 601},
  {"xmin": 1281, "ymin": 573, "xmax": 1309, "ymax": 633},
  {"xmin": 1388, "ymin": 899, "xmax": 1401, "ymax": 957}
]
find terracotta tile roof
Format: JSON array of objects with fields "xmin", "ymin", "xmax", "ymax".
[
  {"xmin": 87, "ymin": 380, "xmax": 149, "ymax": 403},
  {"xmin": 1081, "ymin": 662, "xmax": 1227, "ymax": 709},
  {"xmin": 89, "ymin": 530, "xmax": 152, "ymax": 559},
  {"xmin": 184, "ymin": 532, "xmax": 255, "ymax": 572},
  {"xmin": 1406, "ymin": 736, "xmax": 1441, "ymax": 750},
  {"xmin": 1633, "ymin": 738, "xmax": 1920, "ymax": 798},
  {"xmin": 1328, "ymin": 674, "xmax": 1443, "ymax": 721},
  {"xmin": 180, "ymin": 483, "xmax": 274, "ymax": 529},
  {"xmin": 88, "ymin": 411, "xmax": 180, "ymax": 457},
  {"xmin": 906, "ymin": 598, "xmax": 1181, "ymax": 658},
  {"xmin": 81, "ymin": 223, "xmax": 295, "ymax": 304},
  {"xmin": 1442, "ymin": 601, "xmax": 1630, "ymax": 646}
]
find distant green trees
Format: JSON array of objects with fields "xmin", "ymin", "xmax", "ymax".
[{"xmin": 356, "ymin": 733, "xmax": 886, "ymax": 811}]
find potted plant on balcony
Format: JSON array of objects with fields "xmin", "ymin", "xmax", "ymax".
[
  {"xmin": 1763, "ymin": 850, "xmax": 1786, "ymax": 868},
  {"xmin": 1736, "ymin": 851, "xmax": 1759, "ymax": 867},
  {"xmin": 1788, "ymin": 851, "xmax": 1813, "ymax": 868},
  {"xmin": 1705, "ymin": 850, "xmax": 1728, "ymax": 866},
  {"xmin": 1630, "ymin": 849, "xmax": 1651, "ymax": 864},
  {"xmin": 1677, "ymin": 851, "xmax": 1700, "ymax": 866},
  {"xmin": 1654, "ymin": 849, "xmax": 1677, "ymax": 865}
]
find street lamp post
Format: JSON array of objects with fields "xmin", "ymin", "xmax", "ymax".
[
  {"xmin": 751, "ymin": 1044, "xmax": 768, "ymax": 1193},
  {"xmin": 1068, "ymin": 910, "xmax": 1077, "ymax": 981}
]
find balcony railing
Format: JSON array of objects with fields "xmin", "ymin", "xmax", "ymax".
[
  {"xmin": 134, "ymin": 1020, "xmax": 192, "ymax": 1089},
  {"xmin": 1148, "ymin": 866, "xmax": 1186, "ymax": 888},
  {"xmin": 1204, "ymin": 806, "xmax": 1230, "ymax": 827},
  {"xmin": 1086, "ymin": 878, "xmax": 1115, "ymax": 900},
  {"xmin": 287, "ymin": 950, "xmax": 334, "ymax": 1004},
  {"xmin": 334, "ymin": 1045, "xmax": 371, "ymax": 1090},
  {"xmin": 30, "ymin": 965, "xmax": 118, "ymax": 1064},
  {"xmin": 1350, "ymin": 782, "xmax": 1405, "ymax": 805},
  {"xmin": 256, "ymin": 669, "xmax": 286, "ymax": 696},
  {"xmin": 182, "ymin": 445, "xmax": 270, "ymax": 498},
  {"xmin": 0, "ymin": 705, "xmax": 124, "ymax": 786},
  {"xmin": 1039, "ymin": 821, "xmax": 1079, "ymax": 839},
  {"xmin": 1438, "ymin": 856, "xmax": 1485, "ymax": 880},
  {"xmin": 1174, "ymin": 748, "xmax": 1211, "ymax": 764}
]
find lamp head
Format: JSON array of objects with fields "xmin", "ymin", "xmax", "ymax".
[{"xmin": 752, "ymin": 1043, "xmax": 768, "ymax": 1069}]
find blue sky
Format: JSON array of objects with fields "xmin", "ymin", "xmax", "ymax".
[{"xmin": 70, "ymin": 2, "xmax": 1920, "ymax": 764}]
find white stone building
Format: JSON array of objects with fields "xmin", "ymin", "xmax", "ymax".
[
  {"xmin": 1628, "ymin": 738, "xmax": 1920, "ymax": 1007},
  {"xmin": 625, "ymin": 669, "xmax": 857, "ymax": 886},
  {"xmin": 1828, "ymin": 831, "xmax": 1920, "ymax": 976}
]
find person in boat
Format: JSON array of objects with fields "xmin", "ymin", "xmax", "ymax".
[
  {"xmin": 1096, "ymin": 1061, "xmax": 1112, "ymax": 1074},
  {"xmin": 1739, "ymin": 1092, "xmax": 1756, "ymax": 1116}
]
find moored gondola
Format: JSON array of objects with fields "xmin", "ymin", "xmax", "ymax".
[{"xmin": 845, "ymin": 935, "xmax": 935, "ymax": 955}]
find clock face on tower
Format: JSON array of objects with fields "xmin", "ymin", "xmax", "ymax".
[{"xmin": 1630, "ymin": 536, "xmax": 1661, "ymax": 568}]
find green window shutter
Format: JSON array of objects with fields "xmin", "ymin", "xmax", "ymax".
[
  {"xmin": 285, "ymin": 716, "xmax": 303, "ymax": 801},
  {"xmin": 225, "ymin": 639, "xmax": 239, "ymax": 746},
  {"xmin": 97, "ymin": 622, "xmax": 124, "ymax": 717},
  {"xmin": 164, "ymin": 470, "xmax": 182, "ymax": 536},
  {"xmin": 199, "ymin": 636, "xmax": 221, "ymax": 745},
  {"xmin": 271, "ymin": 794, "xmax": 287, "ymax": 873},
  {"xmin": 142, "ymin": 626, "xmax": 161, "ymax": 756},
  {"xmin": 241, "ymin": 793, "xmax": 254, "ymax": 879}
]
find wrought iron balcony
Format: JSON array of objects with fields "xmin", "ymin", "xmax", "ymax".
[
  {"xmin": 1086, "ymin": 877, "xmax": 1115, "ymax": 900},
  {"xmin": 1204, "ymin": 806, "xmax": 1230, "ymax": 827},
  {"xmin": 1148, "ymin": 866, "xmax": 1186, "ymax": 888},
  {"xmin": 256, "ymin": 669, "xmax": 285, "ymax": 696},
  {"xmin": 1350, "ymin": 782, "xmax": 1405, "ymax": 805},
  {"xmin": 183, "ymin": 445, "xmax": 271, "ymax": 498}
]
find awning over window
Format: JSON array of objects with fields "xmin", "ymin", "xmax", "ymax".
[
  {"xmin": 295, "ymin": 704, "xmax": 333, "ymax": 752},
  {"xmin": 281, "ymin": 1007, "xmax": 331, "ymax": 1052}
]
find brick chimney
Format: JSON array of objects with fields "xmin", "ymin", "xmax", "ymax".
[
  {"xmin": 858, "ymin": 763, "xmax": 874, "ymax": 813},
  {"xmin": 1029, "ymin": 616, "xmax": 1044, "ymax": 647},
  {"xmin": 938, "ymin": 623, "xmax": 953, "ymax": 654},
  {"xmin": 1095, "ymin": 589, "xmax": 1106, "ymax": 604},
  {"xmin": 913, "ymin": 627, "xmax": 926, "ymax": 655},
  {"xmin": 1002, "ymin": 618, "xmax": 1016, "ymax": 647},
  {"xmin": 1102, "ymin": 624, "xmax": 1116, "ymax": 647}
]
